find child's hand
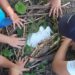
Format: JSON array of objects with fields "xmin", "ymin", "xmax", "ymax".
[
  {"xmin": 10, "ymin": 13, "xmax": 25, "ymax": 29},
  {"xmin": 61, "ymin": 36, "xmax": 72, "ymax": 45},
  {"xmin": 49, "ymin": 0, "xmax": 62, "ymax": 17},
  {"xmin": 0, "ymin": 0, "xmax": 26, "ymax": 29},
  {"xmin": 12, "ymin": 58, "xmax": 30, "ymax": 75},
  {"xmin": 8, "ymin": 34, "xmax": 25, "ymax": 49},
  {"xmin": 16, "ymin": 57, "xmax": 30, "ymax": 72}
]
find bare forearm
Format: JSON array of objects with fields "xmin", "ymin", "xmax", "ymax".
[
  {"xmin": 10, "ymin": 69, "xmax": 20, "ymax": 75},
  {"xmin": 0, "ymin": 0, "xmax": 14, "ymax": 17},
  {"xmin": 0, "ymin": 34, "xmax": 9, "ymax": 44},
  {"xmin": 54, "ymin": 39, "xmax": 72, "ymax": 61},
  {"xmin": 0, "ymin": 56, "xmax": 18, "ymax": 69}
]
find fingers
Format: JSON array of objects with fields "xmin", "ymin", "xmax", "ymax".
[
  {"xmin": 17, "ymin": 19, "xmax": 25, "ymax": 28},
  {"xmin": 22, "ymin": 58, "xmax": 25, "ymax": 62},
  {"xmin": 13, "ymin": 23, "xmax": 16, "ymax": 30},
  {"xmin": 16, "ymin": 44, "xmax": 25, "ymax": 49},
  {"xmin": 59, "ymin": 7, "xmax": 63, "ymax": 17},
  {"xmin": 11, "ymin": 34, "xmax": 17, "ymax": 37},
  {"xmin": 49, "ymin": 7, "xmax": 62, "ymax": 17},
  {"xmin": 19, "ymin": 57, "xmax": 22, "ymax": 61},
  {"xmin": 61, "ymin": 36, "xmax": 72, "ymax": 43},
  {"xmin": 61, "ymin": 36, "xmax": 66, "ymax": 39},
  {"xmin": 23, "ymin": 59, "xmax": 28, "ymax": 66},
  {"xmin": 16, "ymin": 44, "xmax": 24, "ymax": 49},
  {"xmin": 56, "ymin": 8, "xmax": 58, "ymax": 18},
  {"xmin": 19, "ymin": 21, "xmax": 24, "ymax": 27},
  {"xmin": 19, "ymin": 38, "xmax": 25, "ymax": 41},
  {"xmin": 16, "ymin": 22, "xmax": 22, "ymax": 29},
  {"xmin": 49, "ymin": 8, "xmax": 53, "ymax": 17},
  {"xmin": 14, "ymin": 45, "xmax": 22, "ymax": 49},
  {"xmin": 12, "ymin": 40, "xmax": 25, "ymax": 49},
  {"xmin": 17, "ymin": 40, "xmax": 25, "ymax": 49},
  {"xmin": 18, "ymin": 57, "xmax": 25, "ymax": 62},
  {"xmin": 20, "ymin": 19, "xmax": 27, "ymax": 22},
  {"xmin": 53, "ymin": 8, "xmax": 56, "ymax": 17},
  {"xmin": 13, "ymin": 18, "xmax": 26, "ymax": 29},
  {"xmin": 19, "ymin": 57, "xmax": 27, "ymax": 66},
  {"xmin": 15, "ymin": 38, "xmax": 25, "ymax": 49},
  {"xmin": 18, "ymin": 41, "xmax": 25, "ymax": 46},
  {"xmin": 22, "ymin": 68, "xmax": 30, "ymax": 71}
]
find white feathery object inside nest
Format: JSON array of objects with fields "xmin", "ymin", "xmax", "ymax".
[{"xmin": 27, "ymin": 26, "xmax": 52, "ymax": 48}]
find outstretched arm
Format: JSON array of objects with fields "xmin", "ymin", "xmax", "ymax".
[
  {"xmin": 53, "ymin": 38, "xmax": 71, "ymax": 61},
  {"xmin": 52, "ymin": 37, "xmax": 72, "ymax": 75},
  {"xmin": 0, "ymin": 34, "xmax": 25, "ymax": 49},
  {"xmin": 0, "ymin": 0, "xmax": 25, "ymax": 29},
  {"xmin": 0, "ymin": 56, "xmax": 20, "ymax": 75},
  {"xmin": 0, "ymin": 0, "xmax": 14, "ymax": 17},
  {"xmin": 0, "ymin": 55, "xmax": 18, "ymax": 69},
  {"xmin": 0, "ymin": 55, "xmax": 29, "ymax": 75}
]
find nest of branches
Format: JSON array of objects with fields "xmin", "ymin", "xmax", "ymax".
[{"xmin": 0, "ymin": 0, "xmax": 75, "ymax": 75}]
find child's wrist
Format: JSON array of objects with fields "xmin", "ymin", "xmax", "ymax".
[
  {"xmin": 11, "ymin": 65, "xmax": 22, "ymax": 75},
  {"xmin": 62, "ymin": 38, "xmax": 72, "ymax": 46},
  {"xmin": 0, "ymin": 34, "xmax": 10, "ymax": 44},
  {"xmin": 65, "ymin": 39, "xmax": 72, "ymax": 44},
  {"xmin": 7, "ymin": 6, "xmax": 15, "ymax": 17},
  {"xmin": 4, "ymin": 36, "xmax": 11, "ymax": 45},
  {"xmin": 11, "ymin": 67, "xmax": 21, "ymax": 74}
]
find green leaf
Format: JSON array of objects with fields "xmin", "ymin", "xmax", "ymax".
[
  {"xmin": 1, "ymin": 48, "xmax": 13, "ymax": 58},
  {"xmin": 15, "ymin": 1, "xmax": 27, "ymax": 14},
  {"xmin": 24, "ymin": 71, "xmax": 36, "ymax": 75},
  {"xmin": 16, "ymin": 28, "xmax": 23, "ymax": 37},
  {"xmin": 24, "ymin": 45, "xmax": 33, "ymax": 55}
]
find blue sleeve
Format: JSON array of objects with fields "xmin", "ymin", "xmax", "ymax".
[{"xmin": 0, "ymin": 17, "xmax": 13, "ymax": 28}]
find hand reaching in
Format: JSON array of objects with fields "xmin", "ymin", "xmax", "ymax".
[
  {"xmin": 10, "ymin": 57, "xmax": 29, "ymax": 75},
  {"xmin": 8, "ymin": 34, "xmax": 25, "ymax": 49},
  {"xmin": 14, "ymin": 57, "xmax": 30, "ymax": 75},
  {"xmin": 49, "ymin": 0, "xmax": 62, "ymax": 17},
  {"xmin": 10, "ymin": 13, "xmax": 26, "ymax": 29}
]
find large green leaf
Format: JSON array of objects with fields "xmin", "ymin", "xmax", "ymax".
[{"xmin": 15, "ymin": 1, "xmax": 27, "ymax": 14}]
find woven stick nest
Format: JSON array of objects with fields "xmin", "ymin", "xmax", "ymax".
[{"xmin": 0, "ymin": 0, "xmax": 74, "ymax": 71}]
